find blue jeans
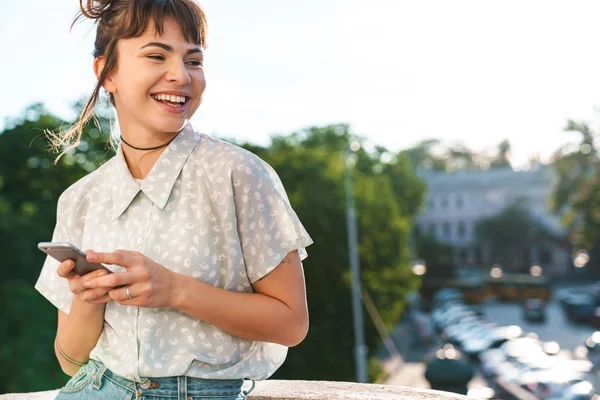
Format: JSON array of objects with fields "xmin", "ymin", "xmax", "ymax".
[{"xmin": 55, "ymin": 359, "xmax": 255, "ymax": 400}]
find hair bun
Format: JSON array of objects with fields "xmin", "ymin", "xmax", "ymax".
[{"xmin": 78, "ymin": 0, "xmax": 113, "ymax": 20}]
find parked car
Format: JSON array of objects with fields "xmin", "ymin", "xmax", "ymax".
[
  {"xmin": 584, "ymin": 332, "xmax": 600, "ymax": 372},
  {"xmin": 587, "ymin": 307, "xmax": 600, "ymax": 328},
  {"xmin": 462, "ymin": 335, "xmax": 509, "ymax": 362},
  {"xmin": 562, "ymin": 294, "xmax": 597, "ymax": 323},
  {"xmin": 480, "ymin": 337, "xmax": 544, "ymax": 379},
  {"xmin": 522, "ymin": 298, "xmax": 546, "ymax": 323},
  {"xmin": 522, "ymin": 372, "xmax": 588, "ymax": 400},
  {"xmin": 462, "ymin": 326, "xmax": 522, "ymax": 361},
  {"xmin": 546, "ymin": 380, "xmax": 598, "ymax": 400}
]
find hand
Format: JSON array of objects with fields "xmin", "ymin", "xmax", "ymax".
[
  {"xmin": 57, "ymin": 258, "xmax": 113, "ymax": 303},
  {"xmin": 83, "ymin": 250, "xmax": 179, "ymax": 308}
]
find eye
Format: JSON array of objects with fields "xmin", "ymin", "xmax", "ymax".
[
  {"xmin": 147, "ymin": 55, "xmax": 165, "ymax": 61},
  {"xmin": 186, "ymin": 59, "xmax": 203, "ymax": 67}
]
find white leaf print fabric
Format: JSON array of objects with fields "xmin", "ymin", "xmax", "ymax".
[{"xmin": 34, "ymin": 123, "xmax": 313, "ymax": 381}]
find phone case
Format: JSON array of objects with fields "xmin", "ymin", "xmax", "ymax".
[{"xmin": 38, "ymin": 242, "xmax": 112, "ymax": 276}]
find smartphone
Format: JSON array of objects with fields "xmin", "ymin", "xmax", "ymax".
[{"xmin": 38, "ymin": 242, "xmax": 112, "ymax": 276}]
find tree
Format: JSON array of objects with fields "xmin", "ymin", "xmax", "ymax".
[
  {"xmin": 490, "ymin": 139, "xmax": 511, "ymax": 168},
  {"xmin": 1, "ymin": 106, "xmax": 427, "ymax": 391},
  {"xmin": 414, "ymin": 233, "xmax": 456, "ymax": 283},
  {"xmin": 550, "ymin": 120, "xmax": 600, "ymax": 274},
  {"xmin": 236, "ymin": 125, "xmax": 425, "ymax": 381},
  {"xmin": 401, "ymin": 139, "xmax": 495, "ymax": 172},
  {"xmin": 0, "ymin": 103, "xmax": 113, "ymax": 286},
  {"xmin": 0, "ymin": 103, "xmax": 113, "ymax": 393},
  {"xmin": 475, "ymin": 200, "xmax": 553, "ymax": 273},
  {"xmin": 402, "ymin": 139, "xmax": 449, "ymax": 172}
]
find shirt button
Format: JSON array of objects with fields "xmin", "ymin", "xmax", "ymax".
[
  {"xmin": 128, "ymin": 329, "xmax": 135, "ymax": 338},
  {"xmin": 137, "ymin": 237, "xmax": 144, "ymax": 245}
]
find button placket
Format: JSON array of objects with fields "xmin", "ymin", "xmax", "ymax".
[{"xmin": 134, "ymin": 202, "xmax": 153, "ymax": 380}]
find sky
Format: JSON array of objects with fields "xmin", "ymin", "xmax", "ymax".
[{"xmin": 3, "ymin": 0, "xmax": 600, "ymax": 166}]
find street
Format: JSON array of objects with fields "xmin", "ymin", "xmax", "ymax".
[
  {"xmin": 385, "ymin": 295, "xmax": 599, "ymax": 393},
  {"xmin": 484, "ymin": 299, "xmax": 594, "ymax": 352}
]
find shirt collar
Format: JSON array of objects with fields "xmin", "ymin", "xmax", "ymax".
[{"xmin": 110, "ymin": 123, "xmax": 201, "ymax": 221}]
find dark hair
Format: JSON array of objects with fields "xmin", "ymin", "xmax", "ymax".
[{"xmin": 48, "ymin": 0, "xmax": 208, "ymax": 161}]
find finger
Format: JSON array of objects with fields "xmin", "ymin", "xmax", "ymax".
[
  {"xmin": 83, "ymin": 268, "xmax": 110, "ymax": 279},
  {"xmin": 75, "ymin": 269, "xmax": 109, "ymax": 293},
  {"xmin": 84, "ymin": 270, "xmax": 138, "ymax": 289},
  {"xmin": 109, "ymin": 286, "xmax": 143, "ymax": 306},
  {"xmin": 109, "ymin": 286, "xmax": 128, "ymax": 302},
  {"xmin": 87, "ymin": 249, "xmax": 139, "ymax": 268},
  {"xmin": 79, "ymin": 286, "xmax": 111, "ymax": 301},
  {"xmin": 57, "ymin": 259, "xmax": 78, "ymax": 278}
]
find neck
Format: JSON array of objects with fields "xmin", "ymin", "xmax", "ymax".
[
  {"xmin": 120, "ymin": 135, "xmax": 175, "ymax": 151},
  {"xmin": 120, "ymin": 132, "xmax": 179, "ymax": 179},
  {"xmin": 119, "ymin": 130, "xmax": 179, "ymax": 151}
]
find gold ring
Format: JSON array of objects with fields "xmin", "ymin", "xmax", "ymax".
[{"xmin": 125, "ymin": 285, "xmax": 132, "ymax": 300}]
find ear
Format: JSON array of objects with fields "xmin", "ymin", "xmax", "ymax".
[{"xmin": 93, "ymin": 56, "xmax": 117, "ymax": 93}]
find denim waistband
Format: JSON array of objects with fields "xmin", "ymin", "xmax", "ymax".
[{"xmin": 86, "ymin": 359, "xmax": 252, "ymax": 398}]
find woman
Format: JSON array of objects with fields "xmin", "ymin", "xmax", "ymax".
[{"xmin": 34, "ymin": 1, "xmax": 313, "ymax": 399}]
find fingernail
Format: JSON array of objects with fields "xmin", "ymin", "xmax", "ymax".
[
  {"xmin": 88, "ymin": 254, "xmax": 96, "ymax": 261},
  {"xmin": 83, "ymin": 280, "xmax": 92, "ymax": 288}
]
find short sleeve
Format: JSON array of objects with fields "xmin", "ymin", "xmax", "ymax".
[
  {"xmin": 233, "ymin": 155, "xmax": 313, "ymax": 283},
  {"xmin": 34, "ymin": 191, "xmax": 75, "ymax": 314}
]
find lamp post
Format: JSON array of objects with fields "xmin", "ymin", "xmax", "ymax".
[{"xmin": 344, "ymin": 141, "xmax": 368, "ymax": 383}]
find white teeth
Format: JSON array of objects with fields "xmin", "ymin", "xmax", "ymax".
[{"xmin": 152, "ymin": 94, "xmax": 186, "ymax": 104}]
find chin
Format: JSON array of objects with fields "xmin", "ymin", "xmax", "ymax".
[{"xmin": 153, "ymin": 118, "xmax": 189, "ymax": 134}]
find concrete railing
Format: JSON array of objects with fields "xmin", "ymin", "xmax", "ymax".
[{"xmin": 1, "ymin": 381, "xmax": 472, "ymax": 400}]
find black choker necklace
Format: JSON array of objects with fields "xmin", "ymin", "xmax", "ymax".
[{"xmin": 120, "ymin": 135, "xmax": 176, "ymax": 151}]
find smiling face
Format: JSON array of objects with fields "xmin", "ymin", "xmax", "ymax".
[{"xmin": 97, "ymin": 17, "xmax": 206, "ymax": 142}]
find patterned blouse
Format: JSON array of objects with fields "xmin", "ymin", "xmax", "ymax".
[{"xmin": 35, "ymin": 123, "xmax": 313, "ymax": 381}]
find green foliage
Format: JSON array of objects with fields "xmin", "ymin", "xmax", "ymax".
[
  {"xmin": 414, "ymin": 233, "xmax": 456, "ymax": 283},
  {"xmin": 475, "ymin": 200, "xmax": 553, "ymax": 273},
  {"xmin": 1, "ymin": 105, "xmax": 425, "ymax": 390},
  {"xmin": 402, "ymin": 138, "xmax": 514, "ymax": 172},
  {"xmin": 550, "ymin": 120, "xmax": 600, "ymax": 273},
  {"xmin": 237, "ymin": 124, "xmax": 424, "ymax": 381},
  {"xmin": 490, "ymin": 139, "xmax": 511, "ymax": 168},
  {"xmin": 0, "ymin": 284, "xmax": 65, "ymax": 393},
  {"xmin": 0, "ymin": 105, "xmax": 112, "ymax": 285},
  {"xmin": 0, "ymin": 103, "xmax": 114, "ymax": 392}
]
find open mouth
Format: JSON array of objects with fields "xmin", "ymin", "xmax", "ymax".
[{"xmin": 150, "ymin": 93, "xmax": 190, "ymax": 108}]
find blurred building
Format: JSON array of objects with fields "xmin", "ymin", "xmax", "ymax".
[{"xmin": 415, "ymin": 165, "xmax": 571, "ymax": 276}]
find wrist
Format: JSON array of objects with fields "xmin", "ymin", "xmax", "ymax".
[
  {"xmin": 72, "ymin": 296, "xmax": 107, "ymax": 313},
  {"xmin": 169, "ymin": 272, "xmax": 189, "ymax": 309}
]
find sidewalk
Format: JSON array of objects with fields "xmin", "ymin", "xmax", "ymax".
[
  {"xmin": 383, "ymin": 359, "xmax": 488, "ymax": 390},
  {"xmin": 385, "ymin": 362, "xmax": 430, "ymax": 388},
  {"xmin": 380, "ymin": 316, "xmax": 489, "ymax": 392}
]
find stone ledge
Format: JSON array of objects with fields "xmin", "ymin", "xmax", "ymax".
[{"xmin": 1, "ymin": 380, "xmax": 470, "ymax": 400}]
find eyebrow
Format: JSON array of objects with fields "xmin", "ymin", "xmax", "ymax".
[{"xmin": 140, "ymin": 41, "xmax": 203, "ymax": 55}]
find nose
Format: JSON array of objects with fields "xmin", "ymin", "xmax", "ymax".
[{"xmin": 166, "ymin": 59, "xmax": 191, "ymax": 85}]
